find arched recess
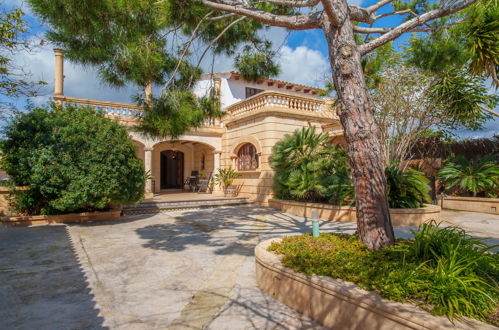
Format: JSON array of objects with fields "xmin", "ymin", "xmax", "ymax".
[
  {"xmin": 231, "ymin": 136, "xmax": 263, "ymax": 171},
  {"xmin": 132, "ymin": 140, "xmax": 146, "ymax": 161},
  {"xmin": 150, "ymin": 140, "xmax": 217, "ymax": 192},
  {"xmin": 231, "ymin": 135, "xmax": 263, "ymax": 158}
]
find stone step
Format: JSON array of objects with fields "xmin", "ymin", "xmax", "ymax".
[{"xmin": 122, "ymin": 197, "xmax": 251, "ymax": 215}]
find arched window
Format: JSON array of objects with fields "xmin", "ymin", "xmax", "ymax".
[{"xmin": 237, "ymin": 143, "xmax": 259, "ymax": 171}]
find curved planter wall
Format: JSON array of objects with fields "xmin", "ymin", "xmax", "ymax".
[
  {"xmin": 256, "ymin": 239, "xmax": 493, "ymax": 330},
  {"xmin": 268, "ymin": 199, "xmax": 441, "ymax": 226},
  {"xmin": 437, "ymin": 196, "xmax": 498, "ymax": 215}
]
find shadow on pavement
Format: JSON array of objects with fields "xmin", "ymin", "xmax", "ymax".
[{"xmin": 0, "ymin": 225, "xmax": 106, "ymax": 329}]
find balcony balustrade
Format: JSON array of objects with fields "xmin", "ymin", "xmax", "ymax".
[{"xmin": 226, "ymin": 90, "xmax": 336, "ymax": 119}]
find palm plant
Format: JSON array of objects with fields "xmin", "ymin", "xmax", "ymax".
[
  {"xmin": 386, "ymin": 165, "xmax": 431, "ymax": 208},
  {"xmin": 214, "ymin": 167, "xmax": 241, "ymax": 188},
  {"xmin": 438, "ymin": 155, "xmax": 499, "ymax": 197},
  {"xmin": 270, "ymin": 127, "xmax": 353, "ymax": 204}
]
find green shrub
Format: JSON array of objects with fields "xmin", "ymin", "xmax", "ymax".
[
  {"xmin": 269, "ymin": 223, "xmax": 498, "ymax": 323},
  {"xmin": 0, "ymin": 104, "xmax": 146, "ymax": 215},
  {"xmin": 438, "ymin": 155, "xmax": 499, "ymax": 197},
  {"xmin": 386, "ymin": 165, "xmax": 431, "ymax": 208},
  {"xmin": 270, "ymin": 127, "xmax": 353, "ymax": 204}
]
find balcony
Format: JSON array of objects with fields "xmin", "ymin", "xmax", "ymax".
[
  {"xmin": 53, "ymin": 95, "xmax": 144, "ymax": 126},
  {"xmin": 53, "ymin": 95, "xmax": 224, "ymax": 133},
  {"xmin": 225, "ymin": 90, "xmax": 337, "ymax": 124}
]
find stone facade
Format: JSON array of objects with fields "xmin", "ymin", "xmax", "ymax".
[{"xmin": 52, "ymin": 51, "xmax": 344, "ymax": 204}]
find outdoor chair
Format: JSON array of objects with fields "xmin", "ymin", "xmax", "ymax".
[
  {"xmin": 184, "ymin": 171, "xmax": 199, "ymax": 191},
  {"xmin": 196, "ymin": 172, "xmax": 213, "ymax": 193}
]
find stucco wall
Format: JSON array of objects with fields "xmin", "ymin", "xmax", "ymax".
[
  {"xmin": 193, "ymin": 75, "xmax": 322, "ymax": 109},
  {"xmin": 222, "ymin": 115, "xmax": 328, "ymax": 204}
]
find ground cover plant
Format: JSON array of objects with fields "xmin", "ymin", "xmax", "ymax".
[
  {"xmin": 269, "ymin": 221, "xmax": 498, "ymax": 324},
  {"xmin": 0, "ymin": 104, "xmax": 146, "ymax": 215}
]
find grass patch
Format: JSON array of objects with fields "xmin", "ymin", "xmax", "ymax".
[{"xmin": 268, "ymin": 221, "xmax": 498, "ymax": 325}]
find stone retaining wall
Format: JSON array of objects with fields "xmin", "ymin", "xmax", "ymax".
[
  {"xmin": 255, "ymin": 239, "xmax": 493, "ymax": 330},
  {"xmin": 268, "ymin": 199, "xmax": 440, "ymax": 226},
  {"xmin": 1, "ymin": 209, "xmax": 122, "ymax": 227},
  {"xmin": 438, "ymin": 196, "xmax": 498, "ymax": 215}
]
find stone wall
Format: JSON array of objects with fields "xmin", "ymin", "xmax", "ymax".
[
  {"xmin": 438, "ymin": 196, "xmax": 499, "ymax": 214},
  {"xmin": 222, "ymin": 115, "xmax": 330, "ymax": 205},
  {"xmin": 268, "ymin": 199, "xmax": 441, "ymax": 226}
]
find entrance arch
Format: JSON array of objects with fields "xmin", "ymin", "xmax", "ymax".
[{"xmin": 160, "ymin": 150, "xmax": 184, "ymax": 189}]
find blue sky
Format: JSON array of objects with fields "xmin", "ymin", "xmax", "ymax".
[{"xmin": 1, "ymin": 0, "xmax": 497, "ymax": 137}]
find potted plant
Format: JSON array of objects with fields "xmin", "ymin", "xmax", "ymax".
[{"xmin": 214, "ymin": 168, "xmax": 241, "ymax": 197}]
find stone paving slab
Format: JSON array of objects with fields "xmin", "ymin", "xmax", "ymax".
[{"xmin": 1, "ymin": 205, "xmax": 497, "ymax": 329}]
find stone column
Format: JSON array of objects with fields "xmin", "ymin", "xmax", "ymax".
[
  {"xmin": 54, "ymin": 49, "xmax": 64, "ymax": 97},
  {"xmin": 213, "ymin": 78, "xmax": 221, "ymax": 101},
  {"xmin": 145, "ymin": 81, "xmax": 152, "ymax": 105},
  {"xmin": 144, "ymin": 147, "xmax": 153, "ymax": 197},
  {"xmin": 213, "ymin": 151, "xmax": 222, "ymax": 193}
]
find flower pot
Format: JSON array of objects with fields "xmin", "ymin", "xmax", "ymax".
[{"xmin": 223, "ymin": 185, "xmax": 237, "ymax": 197}]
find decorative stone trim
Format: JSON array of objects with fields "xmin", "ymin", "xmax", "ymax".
[
  {"xmin": 256, "ymin": 238, "xmax": 493, "ymax": 330},
  {"xmin": 268, "ymin": 199, "xmax": 441, "ymax": 226},
  {"xmin": 437, "ymin": 195, "xmax": 498, "ymax": 215},
  {"xmin": 0, "ymin": 209, "xmax": 122, "ymax": 227}
]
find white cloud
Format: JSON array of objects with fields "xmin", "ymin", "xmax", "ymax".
[
  {"xmin": 277, "ymin": 45, "xmax": 330, "ymax": 87},
  {"xmin": 8, "ymin": 44, "xmax": 140, "ymax": 108}
]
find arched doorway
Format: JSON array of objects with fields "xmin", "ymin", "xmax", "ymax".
[{"xmin": 160, "ymin": 150, "xmax": 184, "ymax": 189}]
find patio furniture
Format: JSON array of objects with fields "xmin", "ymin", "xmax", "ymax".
[
  {"xmin": 196, "ymin": 172, "xmax": 213, "ymax": 193},
  {"xmin": 184, "ymin": 171, "xmax": 199, "ymax": 191}
]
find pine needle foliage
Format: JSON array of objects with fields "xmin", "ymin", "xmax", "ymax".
[
  {"xmin": 235, "ymin": 41, "xmax": 280, "ymax": 82},
  {"xmin": 134, "ymin": 90, "xmax": 224, "ymax": 140}
]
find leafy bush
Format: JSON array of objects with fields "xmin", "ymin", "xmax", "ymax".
[
  {"xmin": 438, "ymin": 155, "xmax": 499, "ymax": 197},
  {"xmin": 270, "ymin": 127, "xmax": 353, "ymax": 205},
  {"xmin": 386, "ymin": 165, "xmax": 431, "ymax": 208},
  {"xmin": 0, "ymin": 104, "xmax": 146, "ymax": 215},
  {"xmin": 269, "ymin": 222, "xmax": 498, "ymax": 324}
]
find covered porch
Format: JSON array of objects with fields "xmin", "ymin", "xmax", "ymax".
[{"xmin": 131, "ymin": 136, "xmax": 222, "ymax": 197}]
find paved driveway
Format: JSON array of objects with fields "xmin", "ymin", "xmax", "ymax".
[{"xmin": 1, "ymin": 206, "xmax": 497, "ymax": 329}]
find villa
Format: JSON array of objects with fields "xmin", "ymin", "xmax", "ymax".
[{"xmin": 52, "ymin": 49, "xmax": 346, "ymax": 204}]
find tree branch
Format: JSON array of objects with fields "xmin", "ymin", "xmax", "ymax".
[
  {"xmin": 163, "ymin": 11, "xmax": 214, "ymax": 91},
  {"xmin": 358, "ymin": 0, "xmax": 478, "ymax": 55},
  {"xmin": 353, "ymin": 23, "xmax": 455, "ymax": 34},
  {"xmin": 478, "ymin": 104, "xmax": 499, "ymax": 117},
  {"xmin": 366, "ymin": 0, "xmax": 395, "ymax": 13},
  {"xmin": 207, "ymin": 13, "xmax": 236, "ymax": 20},
  {"xmin": 201, "ymin": 0, "xmax": 322, "ymax": 29},
  {"xmin": 265, "ymin": 0, "xmax": 320, "ymax": 8},
  {"xmin": 196, "ymin": 16, "xmax": 247, "ymax": 69}
]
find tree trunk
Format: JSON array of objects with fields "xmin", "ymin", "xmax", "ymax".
[{"xmin": 322, "ymin": 10, "xmax": 395, "ymax": 250}]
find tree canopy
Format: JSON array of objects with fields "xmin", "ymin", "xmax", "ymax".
[{"xmin": 0, "ymin": 7, "xmax": 46, "ymax": 109}]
